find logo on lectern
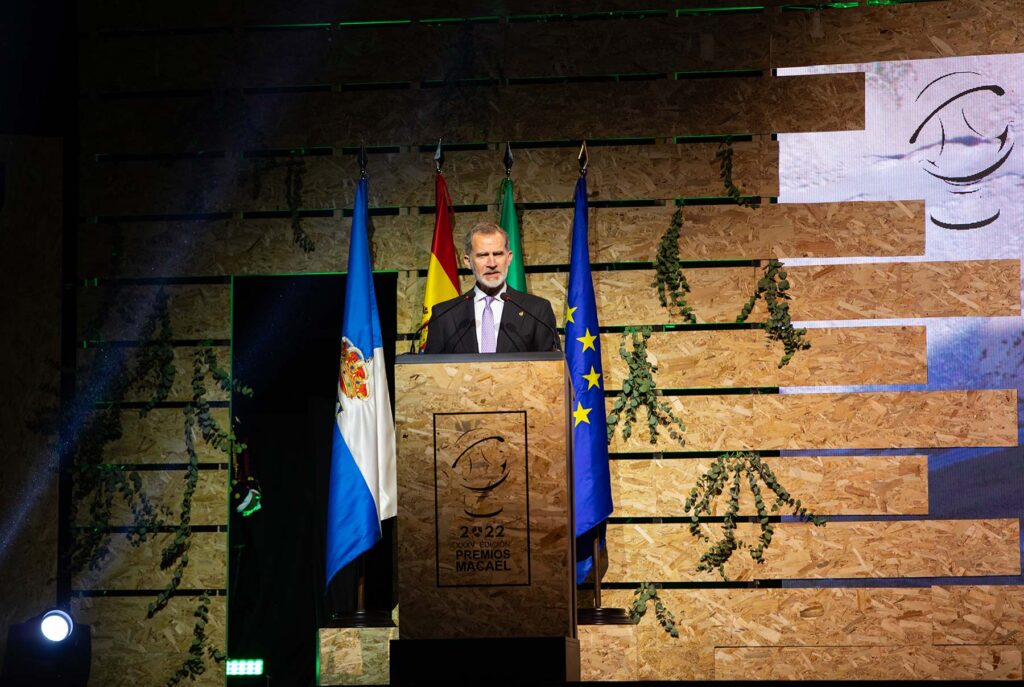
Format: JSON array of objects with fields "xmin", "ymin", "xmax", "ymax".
[{"xmin": 433, "ymin": 412, "xmax": 531, "ymax": 587}]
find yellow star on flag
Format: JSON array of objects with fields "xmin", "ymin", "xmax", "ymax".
[
  {"xmin": 573, "ymin": 402, "xmax": 592, "ymax": 426},
  {"xmin": 565, "ymin": 305, "xmax": 577, "ymax": 324},
  {"xmin": 576, "ymin": 328, "xmax": 597, "ymax": 352},
  {"xmin": 582, "ymin": 366, "xmax": 602, "ymax": 389}
]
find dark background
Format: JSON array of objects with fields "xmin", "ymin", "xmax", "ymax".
[{"xmin": 229, "ymin": 272, "xmax": 398, "ymax": 686}]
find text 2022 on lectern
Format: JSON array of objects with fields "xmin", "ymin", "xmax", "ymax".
[{"xmin": 391, "ymin": 352, "xmax": 578, "ymax": 684}]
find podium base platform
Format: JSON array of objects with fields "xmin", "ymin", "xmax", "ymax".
[{"xmin": 390, "ymin": 636, "xmax": 580, "ymax": 684}]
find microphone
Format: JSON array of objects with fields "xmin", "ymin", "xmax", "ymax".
[
  {"xmin": 501, "ymin": 292, "xmax": 562, "ymax": 352},
  {"xmin": 409, "ymin": 293, "xmax": 471, "ymax": 354}
]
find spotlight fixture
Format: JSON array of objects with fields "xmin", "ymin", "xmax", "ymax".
[
  {"xmin": 39, "ymin": 610, "xmax": 74, "ymax": 642},
  {"xmin": 1, "ymin": 609, "xmax": 90, "ymax": 686}
]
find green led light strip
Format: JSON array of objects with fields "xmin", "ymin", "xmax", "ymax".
[{"xmin": 226, "ymin": 658, "xmax": 264, "ymax": 676}]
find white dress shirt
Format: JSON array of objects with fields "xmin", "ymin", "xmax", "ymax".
[{"xmin": 473, "ymin": 284, "xmax": 506, "ymax": 352}]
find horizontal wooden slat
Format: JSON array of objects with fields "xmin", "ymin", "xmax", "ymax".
[
  {"xmin": 80, "ymin": 139, "xmax": 778, "ymax": 215},
  {"xmin": 611, "ymin": 455, "xmax": 929, "ymax": 517},
  {"xmin": 601, "ymin": 326, "xmax": 927, "ymax": 389},
  {"xmin": 589, "ymin": 584, "xmax": 1024, "ymax": 681},
  {"xmin": 605, "ymin": 518, "xmax": 1021, "ymax": 582},
  {"xmin": 934, "ymin": 585, "xmax": 1024, "ymax": 645},
  {"xmin": 81, "ymin": 15, "xmax": 772, "ymax": 93},
  {"xmin": 72, "ymin": 595, "xmax": 225, "ymax": 687},
  {"xmin": 80, "ymin": 73, "xmax": 864, "ymax": 151},
  {"xmin": 715, "ymin": 645, "xmax": 1021, "ymax": 680},
  {"xmin": 77, "ymin": 346, "xmax": 232, "ymax": 403},
  {"xmin": 99, "ymin": 407, "xmax": 231, "ymax": 464},
  {"xmin": 78, "ymin": 284, "xmax": 230, "ymax": 340},
  {"xmin": 398, "ymin": 260, "xmax": 1020, "ymax": 332},
  {"xmin": 72, "ymin": 468, "xmax": 227, "ymax": 527},
  {"xmin": 72, "ymin": 531, "xmax": 226, "ymax": 590},
  {"xmin": 606, "ymin": 389, "xmax": 1016, "ymax": 453},
  {"xmin": 78, "ymin": 200, "xmax": 925, "ymax": 280},
  {"xmin": 773, "ymin": 0, "xmax": 1024, "ymax": 69}
]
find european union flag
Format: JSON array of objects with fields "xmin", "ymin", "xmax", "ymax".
[{"xmin": 565, "ymin": 173, "xmax": 613, "ymax": 585}]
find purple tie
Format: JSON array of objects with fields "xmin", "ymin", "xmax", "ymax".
[{"xmin": 481, "ymin": 296, "xmax": 496, "ymax": 353}]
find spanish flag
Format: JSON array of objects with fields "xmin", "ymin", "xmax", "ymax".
[{"xmin": 418, "ymin": 171, "xmax": 460, "ymax": 349}]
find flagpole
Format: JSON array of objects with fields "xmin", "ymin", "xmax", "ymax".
[
  {"xmin": 573, "ymin": 141, "xmax": 633, "ymax": 627},
  {"xmin": 327, "ymin": 147, "xmax": 395, "ymax": 629}
]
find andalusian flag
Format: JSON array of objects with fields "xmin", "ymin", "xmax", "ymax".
[
  {"xmin": 498, "ymin": 177, "xmax": 527, "ymax": 292},
  {"xmin": 566, "ymin": 172, "xmax": 613, "ymax": 585},
  {"xmin": 418, "ymin": 171, "xmax": 460, "ymax": 349}
]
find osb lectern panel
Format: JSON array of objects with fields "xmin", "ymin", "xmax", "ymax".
[{"xmin": 394, "ymin": 353, "xmax": 574, "ymax": 640}]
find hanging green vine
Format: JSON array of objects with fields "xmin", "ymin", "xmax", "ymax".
[
  {"xmin": 149, "ymin": 345, "xmax": 249, "ymax": 686},
  {"xmin": 735, "ymin": 259, "xmax": 811, "ymax": 368},
  {"xmin": 651, "ymin": 209, "xmax": 696, "ymax": 323},
  {"xmin": 70, "ymin": 287, "xmax": 176, "ymax": 574},
  {"xmin": 683, "ymin": 451, "xmax": 826, "ymax": 580},
  {"xmin": 716, "ymin": 137, "xmax": 759, "ymax": 208},
  {"xmin": 149, "ymin": 345, "xmax": 250, "ymax": 619},
  {"xmin": 286, "ymin": 157, "xmax": 315, "ymax": 253},
  {"xmin": 629, "ymin": 582, "xmax": 679, "ymax": 637},
  {"xmin": 164, "ymin": 592, "xmax": 227, "ymax": 687},
  {"xmin": 606, "ymin": 327, "xmax": 686, "ymax": 446}
]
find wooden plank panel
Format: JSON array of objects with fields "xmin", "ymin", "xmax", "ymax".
[
  {"xmin": 715, "ymin": 645, "xmax": 1021, "ymax": 680},
  {"xmin": 601, "ymin": 326, "xmax": 927, "ymax": 389},
  {"xmin": 933, "ymin": 586, "xmax": 1024, "ymax": 645},
  {"xmin": 71, "ymin": 595, "xmax": 225, "ymax": 687},
  {"xmin": 592, "ymin": 585, "xmax": 1024, "ymax": 681},
  {"xmin": 611, "ymin": 455, "xmax": 929, "ymax": 517},
  {"xmin": 578, "ymin": 624, "xmax": 639, "ymax": 681},
  {"xmin": 772, "ymin": 0, "xmax": 1024, "ymax": 69},
  {"xmin": 72, "ymin": 469, "xmax": 227, "ymax": 527},
  {"xmin": 100, "ymin": 407, "xmax": 231, "ymax": 465},
  {"xmin": 80, "ymin": 73, "xmax": 864, "ymax": 151},
  {"xmin": 77, "ymin": 346, "xmax": 232, "ymax": 403},
  {"xmin": 72, "ymin": 531, "xmax": 226, "ymax": 590},
  {"xmin": 80, "ymin": 139, "xmax": 777, "ymax": 215},
  {"xmin": 399, "ymin": 261, "xmax": 1020, "ymax": 332},
  {"xmin": 82, "ymin": 15, "xmax": 773, "ymax": 94},
  {"xmin": 605, "ymin": 519, "xmax": 1021, "ymax": 582},
  {"xmin": 606, "ymin": 389, "xmax": 1016, "ymax": 453},
  {"xmin": 78, "ymin": 284, "xmax": 230, "ymax": 340},
  {"xmin": 79, "ymin": 199, "xmax": 926, "ymax": 280}
]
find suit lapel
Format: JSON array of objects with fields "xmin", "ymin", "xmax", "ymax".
[
  {"xmin": 456, "ymin": 295, "xmax": 478, "ymax": 354},
  {"xmin": 497, "ymin": 291, "xmax": 526, "ymax": 353}
]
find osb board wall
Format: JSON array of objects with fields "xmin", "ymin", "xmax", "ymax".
[
  {"xmin": 80, "ymin": 140, "xmax": 780, "ymax": 215},
  {"xmin": 72, "ymin": 596, "xmax": 226, "ymax": 687},
  {"xmin": 72, "ymin": 0, "xmax": 1024, "ymax": 683},
  {"xmin": 0, "ymin": 136, "xmax": 62, "ymax": 670},
  {"xmin": 79, "ymin": 73, "xmax": 865, "ymax": 150},
  {"xmin": 393, "ymin": 260, "xmax": 1020, "ymax": 332},
  {"xmin": 604, "ymin": 519, "xmax": 1021, "ymax": 582},
  {"xmin": 605, "ymin": 389, "xmax": 1017, "ymax": 453},
  {"xmin": 611, "ymin": 455, "xmax": 929, "ymax": 517},
  {"xmin": 76, "ymin": 200, "xmax": 926, "ymax": 279},
  {"xmin": 600, "ymin": 326, "xmax": 927, "ymax": 389},
  {"xmin": 582, "ymin": 585, "xmax": 1024, "ymax": 680}
]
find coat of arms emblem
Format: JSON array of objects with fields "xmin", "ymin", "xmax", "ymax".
[{"xmin": 339, "ymin": 337, "xmax": 370, "ymax": 400}]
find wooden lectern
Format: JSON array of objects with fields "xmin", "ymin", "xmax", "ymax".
[{"xmin": 390, "ymin": 352, "xmax": 578, "ymax": 683}]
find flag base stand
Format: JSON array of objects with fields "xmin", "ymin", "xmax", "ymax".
[
  {"xmin": 577, "ymin": 607, "xmax": 635, "ymax": 625},
  {"xmin": 327, "ymin": 609, "xmax": 396, "ymax": 629}
]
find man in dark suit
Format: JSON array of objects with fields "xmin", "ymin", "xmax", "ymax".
[{"xmin": 424, "ymin": 222, "xmax": 559, "ymax": 354}]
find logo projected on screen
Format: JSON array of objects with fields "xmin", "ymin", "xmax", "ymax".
[{"xmin": 911, "ymin": 70, "xmax": 1014, "ymax": 230}]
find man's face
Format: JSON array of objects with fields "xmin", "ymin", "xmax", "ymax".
[{"xmin": 464, "ymin": 232, "xmax": 513, "ymax": 293}]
